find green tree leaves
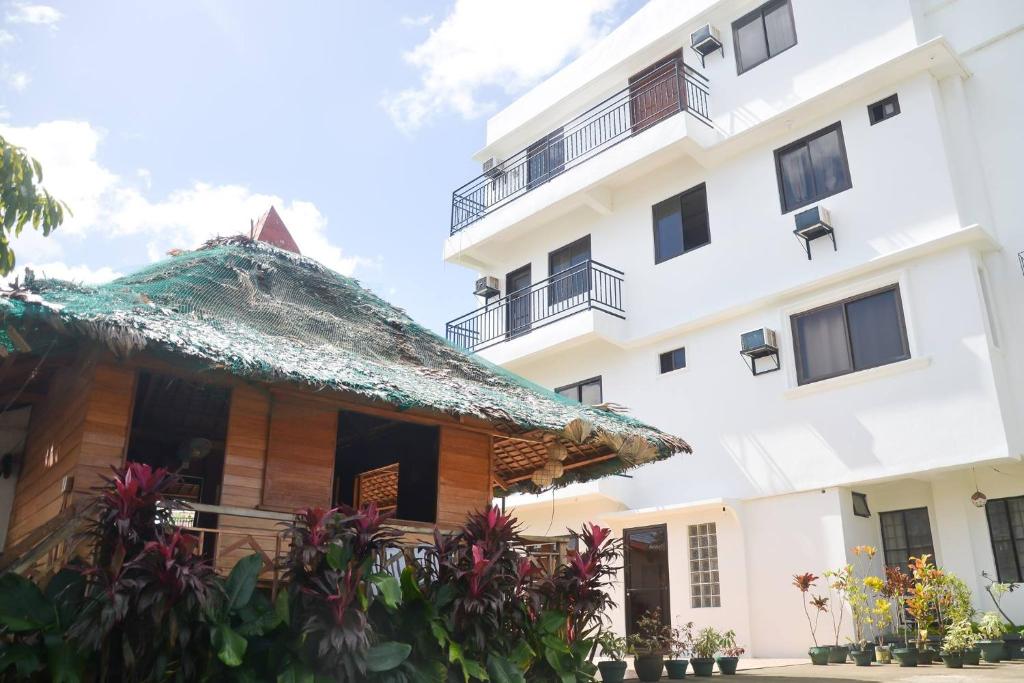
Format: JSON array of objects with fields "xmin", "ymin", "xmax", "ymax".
[{"xmin": 0, "ymin": 135, "xmax": 69, "ymax": 275}]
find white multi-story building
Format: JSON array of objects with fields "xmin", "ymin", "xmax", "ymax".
[{"xmin": 442, "ymin": 0, "xmax": 1024, "ymax": 657}]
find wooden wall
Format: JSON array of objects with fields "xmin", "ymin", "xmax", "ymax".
[
  {"xmin": 4, "ymin": 357, "xmax": 95, "ymax": 548},
  {"xmin": 436, "ymin": 427, "xmax": 492, "ymax": 527},
  {"xmin": 5, "ymin": 351, "xmax": 498, "ymax": 568},
  {"xmin": 215, "ymin": 384, "xmax": 279, "ymax": 573}
]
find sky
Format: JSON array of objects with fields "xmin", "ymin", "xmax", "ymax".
[{"xmin": 0, "ymin": 0, "xmax": 645, "ymax": 333}]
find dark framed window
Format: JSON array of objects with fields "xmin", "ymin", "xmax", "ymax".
[
  {"xmin": 774, "ymin": 122, "xmax": 852, "ymax": 213},
  {"xmin": 527, "ymin": 128, "xmax": 565, "ymax": 190},
  {"xmin": 868, "ymin": 94, "xmax": 900, "ymax": 125},
  {"xmin": 653, "ymin": 183, "xmax": 710, "ymax": 264},
  {"xmin": 852, "ymin": 492, "xmax": 871, "ymax": 518},
  {"xmin": 791, "ymin": 285, "xmax": 909, "ymax": 385},
  {"xmin": 732, "ymin": 0, "xmax": 797, "ymax": 74},
  {"xmin": 549, "ymin": 236, "xmax": 591, "ymax": 304},
  {"xmin": 985, "ymin": 496, "xmax": 1024, "ymax": 582},
  {"xmin": 879, "ymin": 508, "xmax": 935, "ymax": 570},
  {"xmin": 659, "ymin": 347, "xmax": 686, "ymax": 374},
  {"xmin": 555, "ymin": 376, "xmax": 602, "ymax": 405}
]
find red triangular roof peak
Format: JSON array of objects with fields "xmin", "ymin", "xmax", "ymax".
[{"xmin": 250, "ymin": 206, "xmax": 301, "ymax": 254}]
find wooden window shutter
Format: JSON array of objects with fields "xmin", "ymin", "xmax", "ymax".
[
  {"xmin": 435, "ymin": 427, "xmax": 491, "ymax": 527},
  {"xmin": 261, "ymin": 392, "xmax": 337, "ymax": 511}
]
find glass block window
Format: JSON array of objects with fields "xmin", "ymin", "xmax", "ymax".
[{"xmin": 688, "ymin": 522, "xmax": 721, "ymax": 608}]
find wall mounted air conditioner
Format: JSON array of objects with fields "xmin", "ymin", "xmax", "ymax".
[
  {"xmin": 482, "ymin": 157, "xmax": 504, "ymax": 179},
  {"xmin": 740, "ymin": 327, "xmax": 778, "ymax": 354},
  {"xmin": 794, "ymin": 205, "xmax": 832, "ymax": 240},
  {"xmin": 690, "ymin": 24, "xmax": 723, "ymax": 67},
  {"xmin": 474, "ymin": 276, "xmax": 500, "ymax": 298}
]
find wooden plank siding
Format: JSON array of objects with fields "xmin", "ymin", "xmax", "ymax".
[
  {"xmin": 215, "ymin": 384, "xmax": 281, "ymax": 573},
  {"xmin": 75, "ymin": 362, "xmax": 136, "ymax": 496},
  {"xmin": 261, "ymin": 391, "xmax": 337, "ymax": 512},
  {"xmin": 436, "ymin": 427, "xmax": 492, "ymax": 527},
  {"xmin": 4, "ymin": 358, "xmax": 96, "ymax": 548}
]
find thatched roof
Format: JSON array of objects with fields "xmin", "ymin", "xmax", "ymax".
[{"xmin": 0, "ymin": 237, "xmax": 689, "ymax": 492}]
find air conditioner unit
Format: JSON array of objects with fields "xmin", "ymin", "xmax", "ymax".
[
  {"xmin": 740, "ymin": 327, "xmax": 778, "ymax": 354},
  {"xmin": 474, "ymin": 276, "xmax": 500, "ymax": 298},
  {"xmin": 690, "ymin": 24, "xmax": 723, "ymax": 64},
  {"xmin": 482, "ymin": 157, "xmax": 504, "ymax": 179},
  {"xmin": 794, "ymin": 205, "xmax": 833, "ymax": 240}
]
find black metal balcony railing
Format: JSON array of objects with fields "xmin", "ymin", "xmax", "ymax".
[
  {"xmin": 450, "ymin": 60, "xmax": 711, "ymax": 235},
  {"xmin": 446, "ymin": 260, "xmax": 624, "ymax": 352}
]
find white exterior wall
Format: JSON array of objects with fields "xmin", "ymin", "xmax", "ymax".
[{"xmin": 446, "ymin": 0, "xmax": 1024, "ymax": 658}]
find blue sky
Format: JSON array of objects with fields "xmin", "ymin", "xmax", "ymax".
[{"xmin": 1, "ymin": 0, "xmax": 644, "ymax": 333}]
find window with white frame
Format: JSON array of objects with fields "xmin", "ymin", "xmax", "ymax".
[{"xmin": 688, "ymin": 522, "xmax": 720, "ymax": 608}]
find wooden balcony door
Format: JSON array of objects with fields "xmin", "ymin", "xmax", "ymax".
[
  {"xmin": 505, "ymin": 265, "xmax": 532, "ymax": 338},
  {"xmin": 629, "ymin": 51, "xmax": 683, "ymax": 135}
]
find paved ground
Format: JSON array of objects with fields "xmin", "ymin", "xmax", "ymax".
[{"xmin": 622, "ymin": 659, "xmax": 1024, "ymax": 681}]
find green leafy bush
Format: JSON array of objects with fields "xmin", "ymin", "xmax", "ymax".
[{"xmin": 0, "ymin": 464, "xmax": 624, "ymax": 682}]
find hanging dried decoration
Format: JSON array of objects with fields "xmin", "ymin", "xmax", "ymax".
[{"xmin": 562, "ymin": 418, "xmax": 593, "ymax": 445}]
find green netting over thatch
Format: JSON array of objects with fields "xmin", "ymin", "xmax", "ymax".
[{"xmin": 0, "ymin": 237, "xmax": 689, "ymax": 491}]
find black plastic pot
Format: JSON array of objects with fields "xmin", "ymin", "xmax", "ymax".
[
  {"xmin": 828, "ymin": 645, "xmax": 849, "ymax": 663},
  {"xmin": 916, "ymin": 646, "xmax": 935, "ymax": 665},
  {"xmin": 940, "ymin": 652, "xmax": 964, "ymax": 669},
  {"xmin": 664, "ymin": 659, "xmax": 688, "ymax": 679},
  {"xmin": 689, "ymin": 658, "xmax": 715, "ymax": 677},
  {"xmin": 964, "ymin": 647, "xmax": 981, "ymax": 666},
  {"xmin": 892, "ymin": 647, "xmax": 918, "ymax": 667},
  {"xmin": 715, "ymin": 656, "xmax": 739, "ymax": 675},
  {"xmin": 808, "ymin": 646, "xmax": 830, "ymax": 665},
  {"xmin": 598, "ymin": 660, "xmax": 628, "ymax": 683},
  {"xmin": 979, "ymin": 639, "xmax": 1006, "ymax": 663},
  {"xmin": 849, "ymin": 649, "xmax": 872, "ymax": 666},
  {"xmin": 1003, "ymin": 632, "xmax": 1024, "ymax": 660},
  {"xmin": 634, "ymin": 654, "xmax": 665, "ymax": 682}
]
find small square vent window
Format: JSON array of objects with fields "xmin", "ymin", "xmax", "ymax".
[
  {"xmin": 852, "ymin": 491, "xmax": 871, "ymax": 518},
  {"xmin": 659, "ymin": 347, "xmax": 686, "ymax": 374},
  {"xmin": 868, "ymin": 94, "xmax": 900, "ymax": 125}
]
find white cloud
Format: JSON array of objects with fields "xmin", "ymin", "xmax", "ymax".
[
  {"xmin": 399, "ymin": 14, "xmax": 433, "ymax": 28},
  {"xmin": 5, "ymin": 2, "xmax": 62, "ymax": 27},
  {"xmin": 0, "ymin": 29, "xmax": 16, "ymax": 45},
  {"xmin": 384, "ymin": 0, "xmax": 621, "ymax": 133},
  {"xmin": 19, "ymin": 261, "xmax": 121, "ymax": 284},
  {"xmin": 2, "ymin": 66, "xmax": 29, "ymax": 90},
  {"xmin": 0, "ymin": 120, "xmax": 369, "ymax": 278}
]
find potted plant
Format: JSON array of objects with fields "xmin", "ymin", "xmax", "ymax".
[
  {"xmin": 977, "ymin": 611, "xmax": 1007, "ymax": 662},
  {"xmin": 793, "ymin": 573, "xmax": 830, "ymax": 665},
  {"xmin": 905, "ymin": 555, "xmax": 943, "ymax": 665},
  {"xmin": 689, "ymin": 627, "xmax": 720, "ymax": 677},
  {"xmin": 940, "ymin": 619, "xmax": 976, "ymax": 669},
  {"xmin": 715, "ymin": 630, "xmax": 744, "ymax": 675},
  {"xmin": 882, "ymin": 567, "xmax": 918, "ymax": 667},
  {"xmin": 865, "ymin": 574, "xmax": 894, "ymax": 663},
  {"xmin": 597, "ymin": 631, "xmax": 629, "ymax": 683},
  {"xmin": 628, "ymin": 609, "xmax": 673, "ymax": 682},
  {"xmin": 823, "ymin": 566, "xmax": 851, "ymax": 663},
  {"xmin": 981, "ymin": 575, "xmax": 1022, "ymax": 659},
  {"xmin": 847, "ymin": 546, "xmax": 879, "ymax": 665},
  {"xmin": 665, "ymin": 619, "xmax": 694, "ymax": 679}
]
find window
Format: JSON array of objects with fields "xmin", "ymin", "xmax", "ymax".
[
  {"xmin": 688, "ymin": 522, "xmax": 720, "ymax": 608},
  {"xmin": 880, "ymin": 508, "xmax": 935, "ymax": 570},
  {"xmin": 527, "ymin": 128, "xmax": 565, "ymax": 189},
  {"xmin": 868, "ymin": 94, "xmax": 900, "ymax": 125},
  {"xmin": 555, "ymin": 376, "xmax": 602, "ymax": 405},
  {"xmin": 659, "ymin": 347, "xmax": 686, "ymax": 374},
  {"xmin": 852, "ymin": 492, "xmax": 871, "ymax": 518},
  {"xmin": 732, "ymin": 0, "xmax": 797, "ymax": 74},
  {"xmin": 774, "ymin": 122, "xmax": 852, "ymax": 213},
  {"xmin": 791, "ymin": 285, "xmax": 909, "ymax": 385},
  {"xmin": 985, "ymin": 496, "xmax": 1024, "ymax": 582},
  {"xmin": 549, "ymin": 236, "xmax": 591, "ymax": 304},
  {"xmin": 653, "ymin": 183, "xmax": 710, "ymax": 263}
]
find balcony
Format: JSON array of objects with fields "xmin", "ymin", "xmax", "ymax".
[
  {"xmin": 446, "ymin": 260, "xmax": 624, "ymax": 353},
  {"xmin": 450, "ymin": 58, "xmax": 711, "ymax": 235}
]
